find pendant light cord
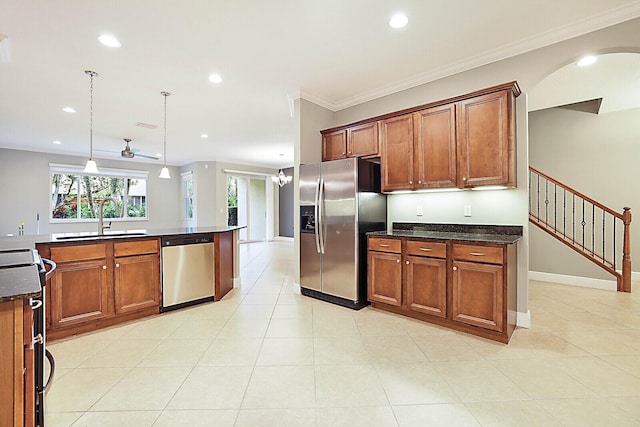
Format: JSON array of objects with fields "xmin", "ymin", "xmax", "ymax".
[
  {"xmin": 85, "ymin": 70, "xmax": 98, "ymax": 160},
  {"xmin": 161, "ymin": 91, "xmax": 170, "ymax": 168}
]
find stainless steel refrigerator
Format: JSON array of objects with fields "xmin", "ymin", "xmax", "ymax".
[{"xmin": 299, "ymin": 158, "xmax": 386, "ymax": 309}]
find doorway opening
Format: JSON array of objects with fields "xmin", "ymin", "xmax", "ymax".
[{"xmin": 227, "ymin": 175, "xmax": 267, "ymax": 242}]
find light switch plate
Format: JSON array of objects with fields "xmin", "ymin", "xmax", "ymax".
[
  {"xmin": 464, "ymin": 205, "xmax": 472, "ymax": 217},
  {"xmin": 417, "ymin": 206, "xmax": 423, "ymax": 216}
]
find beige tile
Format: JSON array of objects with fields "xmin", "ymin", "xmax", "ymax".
[
  {"xmin": 154, "ymin": 410, "xmax": 237, "ymax": 427},
  {"xmin": 392, "ymin": 404, "xmax": 481, "ymax": 427},
  {"xmin": 198, "ymin": 337, "xmax": 262, "ymax": 366},
  {"xmin": 71, "ymin": 411, "xmax": 160, "ymax": 426},
  {"xmin": 46, "ymin": 367, "xmax": 130, "ymax": 412},
  {"xmin": 553, "ymin": 330, "xmax": 640, "ymax": 356},
  {"xmin": 538, "ymin": 398, "xmax": 640, "ymax": 427},
  {"xmin": 235, "ymin": 408, "xmax": 316, "ymax": 427},
  {"xmin": 242, "ymin": 366, "xmax": 315, "ymax": 408},
  {"xmin": 312, "ymin": 316, "xmax": 361, "ymax": 337},
  {"xmin": 363, "ymin": 336, "xmax": 428, "ymax": 364},
  {"xmin": 554, "ymin": 357, "xmax": 640, "ymax": 396},
  {"xmin": 463, "ymin": 329, "xmax": 588, "ymax": 359},
  {"xmin": 356, "ymin": 316, "xmax": 409, "ymax": 336},
  {"xmin": 92, "ymin": 367, "xmax": 191, "ymax": 410},
  {"xmin": 249, "ymin": 284, "xmax": 284, "ymax": 294},
  {"xmin": 607, "ymin": 396, "xmax": 640, "ymax": 420},
  {"xmin": 167, "ymin": 366, "xmax": 252, "ymax": 409},
  {"xmin": 375, "ymin": 362, "xmax": 459, "ymax": 405},
  {"xmin": 217, "ymin": 317, "xmax": 270, "ymax": 338},
  {"xmin": 466, "ymin": 400, "xmax": 563, "ymax": 427},
  {"xmin": 79, "ymin": 339, "xmax": 160, "ymax": 368},
  {"xmin": 276, "ymin": 293, "xmax": 313, "ymax": 305},
  {"xmin": 168, "ymin": 317, "xmax": 225, "ymax": 339},
  {"xmin": 314, "ymin": 336, "xmax": 370, "ymax": 365},
  {"xmin": 413, "ymin": 334, "xmax": 483, "ymax": 361},
  {"xmin": 403, "ymin": 318, "xmax": 456, "ymax": 336},
  {"xmin": 272, "ymin": 303, "xmax": 313, "ymax": 319},
  {"xmin": 46, "ymin": 335, "xmax": 113, "ymax": 368},
  {"xmin": 317, "ymin": 406, "xmax": 398, "ymax": 427},
  {"xmin": 138, "ymin": 339, "xmax": 210, "ymax": 367},
  {"xmin": 231, "ymin": 303, "xmax": 276, "ymax": 319},
  {"xmin": 256, "ymin": 338, "xmax": 314, "ymax": 365},
  {"xmin": 240, "ymin": 292, "xmax": 279, "ymax": 305},
  {"xmin": 43, "ymin": 412, "xmax": 82, "ymax": 427},
  {"xmin": 265, "ymin": 318, "xmax": 313, "ymax": 338},
  {"xmin": 493, "ymin": 358, "xmax": 596, "ymax": 399},
  {"xmin": 315, "ymin": 364, "xmax": 388, "ymax": 407},
  {"xmin": 122, "ymin": 315, "xmax": 184, "ymax": 340},
  {"xmin": 601, "ymin": 355, "xmax": 640, "ymax": 377},
  {"xmin": 432, "ymin": 360, "xmax": 528, "ymax": 402}
]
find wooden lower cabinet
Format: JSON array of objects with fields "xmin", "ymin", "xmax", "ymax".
[
  {"xmin": 368, "ymin": 251, "xmax": 402, "ymax": 306},
  {"xmin": 51, "ymin": 259, "xmax": 111, "ymax": 328},
  {"xmin": 452, "ymin": 260, "xmax": 503, "ymax": 331},
  {"xmin": 406, "ymin": 255, "xmax": 447, "ymax": 318},
  {"xmin": 368, "ymin": 236, "xmax": 517, "ymax": 343},
  {"xmin": 114, "ymin": 253, "xmax": 160, "ymax": 314}
]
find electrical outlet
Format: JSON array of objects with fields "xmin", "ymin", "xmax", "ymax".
[
  {"xmin": 464, "ymin": 205, "xmax": 472, "ymax": 217},
  {"xmin": 416, "ymin": 206, "xmax": 423, "ymax": 216}
]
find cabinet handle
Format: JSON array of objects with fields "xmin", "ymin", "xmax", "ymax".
[
  {"xmin": 463, "ymin": 177, "xmax": 467, "ymax": 181},
  {"xmin": 469, "ymin": 252, "xmax": 485, "ymax": 256},
  {"xmin": 409, "ymin": 180, "xmax": 413, "ymax": 184},
  {"xmin": 29, "ymin": 298, "xmax": 43, "ymax": 310},
  {"xmin": 379, "ymin": 244, "xmax": 390, "ymax": 247},
  {"xmin": 116, "ymin": 263, "xmax": 120, "ymax": 268},
  {"xmin": 32, "ymin": 334, "xmax": 44, "ymax": 345},
  {"xmin": 405, "ymin": 260, "xmax": 409, "ymax": 265},
  {"xmin": 418, "ymin": 180, "xmax": 422, "ymax": 184},
  {"xmin": 102, "ymin": 265, "xmax": 107, "ymax": 270},
  {"xmin": 419, "ymin": 248, "xmax": 432, "ymax": 252},
  {"xmin": 453, "ymin": 266, "xmax": 458, "ymax": 271},
  {"xmin": 396, "ymin": 259, "xmax": 400, "ymax": 263}
]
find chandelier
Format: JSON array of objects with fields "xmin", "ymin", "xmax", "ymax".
[{"xmin": 271, "ymin": 154, "xmax": 292, "ymax": 187}]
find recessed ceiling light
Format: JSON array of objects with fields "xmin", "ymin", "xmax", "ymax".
[
  {"xmin": 200, "ymin": 133, "xmax": 208, "ymax": 139},
  {"xmin": 208, "ymin": 73, "xmax": 223, "ymax": 84},
  {"xmin": 389, "ymin": 13, "xmax": 409, "ymax": 29},
  {"xmin": 98, "ymin": 34, "xmax": 121, "ymax": 48},
  {"xmin": 577, "ymin": 55, "xmax": 597, "ymax": 67},
  {"xmin": 52, "ymin": 140, "xmax": 62, "ymax": 145},
  {"xmin": 62, "ymin": 107, "xmax": 76, "ymax": 113}
]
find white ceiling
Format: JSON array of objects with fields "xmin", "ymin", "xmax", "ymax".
[{"xmin": 1, "ymin": 1, "xmax": 640, "ymax": 169}]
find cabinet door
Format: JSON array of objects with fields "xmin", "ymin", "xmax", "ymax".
[
  {"xmin": 50, "ymin": 260, "xmax": 110, "ymax": 328},
  {"xmin": 23, "ymin": 299, "xmax": 35, "ymax": 427},
  {"xmin": 452, "ymin": 260, "xmax": 504, "ymax": 332},
  {"xmin": 414, "ymin": 104, "xmax": 457, "ymax": 188},
  {"xmin": 406, "ymin": 256, "xmax": 447, "ymax": 318},
  {"xmin": 114, "ymin": 254, "xmax": 160, "ymax": 314},
  {"xmin": 347, "ymin": 122, "xmax": 379, "ymax": 157},
  {"xmin": 381, "ymin": 114, "xmax": 414, "ymax": 191},
  {"xmin": 322, "ymin": 130, "xmax": 347, "ymax": 161},
  {"xmin": 457, "ymin": 90, "xmax": 515, "ymax": 187},
  {"xmin": 368, "ymin": 251, "xmax": 402, "ymax": 306}
]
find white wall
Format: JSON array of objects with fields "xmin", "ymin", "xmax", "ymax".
[{"xmin": 0, "ymin": 148, "xmax": 181, "ymax": 236}]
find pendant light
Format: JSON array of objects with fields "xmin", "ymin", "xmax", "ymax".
[
  {"xmin": 271, "ymin": 154, "xmax": 292, "ymax": 187},
  {"xmin": 159, "ymin": 91, "xmax": 171, "ymax": 179},
  {"xmin": 83, "ymin": 70, "xmax": 99, "ymax": 174}
]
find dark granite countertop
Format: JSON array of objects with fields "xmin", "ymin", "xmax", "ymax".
[
  {"xmin": 0, "ymin": 265, "xmax": 41, "ymax": 303},
  {"xmin": 368, "ymin": 223, "xmax": 523, "ymax": 244}
]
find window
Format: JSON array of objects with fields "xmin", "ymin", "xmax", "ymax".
[
  {"xmin": 50, "ymin": 164, "xmax": 149, "ymax": 222},
  {"xmin": 181, "ymin": 171, "xmax": 195, "ymax": 221}
]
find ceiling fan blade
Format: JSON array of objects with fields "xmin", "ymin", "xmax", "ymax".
[{"xmin": 135, "ymin": 153, "xmax": 160, "ymax": 160}]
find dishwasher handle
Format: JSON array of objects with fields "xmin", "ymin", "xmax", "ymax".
[{"xmin": 162, "ymin": 235, "xmax": 214, "ymax": 246}]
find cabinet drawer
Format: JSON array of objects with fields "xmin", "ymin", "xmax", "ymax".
[
  {"xmin": 368, "ymin": 237, "xmax": 401, "ymax": 253},
  {"xmin": 453, "ymin": 244, "xmax": 503, "ymax": 264},
  {"xmin": 50, "ymin": 243, "xmax": 107, "ymax": 263},
  {"xmin": 406, "ymin": 240, "xmax": 446, "ymax": 258},
  {"xmin": 114, "ymin": 239, "xmax": 159, "ymax": 257}
]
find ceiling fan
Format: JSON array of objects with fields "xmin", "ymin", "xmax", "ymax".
[{"xmin": 95, "ymin": 138, "xmax": 159, "ymax": 160}]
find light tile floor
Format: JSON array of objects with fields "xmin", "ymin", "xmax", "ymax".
[{"xmin": 45, "ymin": 241, "xmax": 640, "ymax": 426}]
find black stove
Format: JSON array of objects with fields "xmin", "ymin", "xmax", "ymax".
[{"xmin": 0, "ymin": 248, "xmax": 55, "ymax": 427}]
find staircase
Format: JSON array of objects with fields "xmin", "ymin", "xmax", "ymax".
[{"xmin": 529, "ymin": 167, "xmax": 632, "ymax": 292}]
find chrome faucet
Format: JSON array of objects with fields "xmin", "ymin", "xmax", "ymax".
[{"xmin": 98, "ymin": 197, "xmax": 122, "ymax": 235}]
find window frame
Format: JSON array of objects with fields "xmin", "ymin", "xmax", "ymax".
[{"xmin": 49, "ymin": 163, "xmax": 150, "ymax": 223}]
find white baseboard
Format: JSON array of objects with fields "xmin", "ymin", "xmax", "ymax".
[
  {"xmin": 233, "ymin": 277, "xmax": 241, "ymax": 288},
  {"xmin": 528, "ymin": 270, "xmax": 617, "ymax": 291},
  {"xmin": 292, "ymin": 282, "xmax": 301, "ymax": 294},
  {"xmin": 516, "ymin": 310, "xmax": 531, "ymax": 328},
  {"xmin": 272, "ymin": 236, "xmax": 294, "ymax": 242}
]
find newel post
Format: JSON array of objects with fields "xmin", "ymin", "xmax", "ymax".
[{"xmin": 621, "ymin": 207, "xmax": 632, "ymax": 292}]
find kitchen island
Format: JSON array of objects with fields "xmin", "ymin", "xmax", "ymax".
[
  {"xmin": 1, "ymin": 226, "xmax": 244, "ymax": 341},
  {"xmin": 368, "ymin": 223, "xmax": 522, "ymax": 343}
]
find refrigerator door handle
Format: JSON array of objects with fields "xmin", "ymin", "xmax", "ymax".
[
  {"xmin": 319, "ymin": 178, "xmax": 326, "ymax": 254},
  {"xmin": 314, "ymin": 178, "xmax": 321, "ymax": 254}
]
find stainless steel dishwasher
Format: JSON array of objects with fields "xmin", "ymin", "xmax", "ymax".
[{"xmin": 161, "ymin": 233, "xmax": 215, "ymax": 312}]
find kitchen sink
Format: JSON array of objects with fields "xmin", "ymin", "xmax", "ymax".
[{"xmin": 53, "ymin": 231, "xmax": 148, "ymax": 240}]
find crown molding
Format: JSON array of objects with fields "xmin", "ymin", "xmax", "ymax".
[{"xmin": 299, "ymin": 3, "xmax": 640, "ymax": 112}]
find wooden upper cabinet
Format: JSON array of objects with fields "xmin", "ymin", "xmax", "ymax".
[
  {"xmin": 322, "ymin": 130, "xmax": 347, "ymax": 161},
  {"xmin": 381, "ymin": 113, "xmax": 414, "ymax": 192},
  {"xmin": 457, "ymin": 89, "xmax": 516, "ymax": 188},
  {"xmin": 347, "ymin": 121, "xmax": 379, "ymax": 158},
  {"xmin": 413, "ymin": 104, "xmax": 457, "ymax": 189}
]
